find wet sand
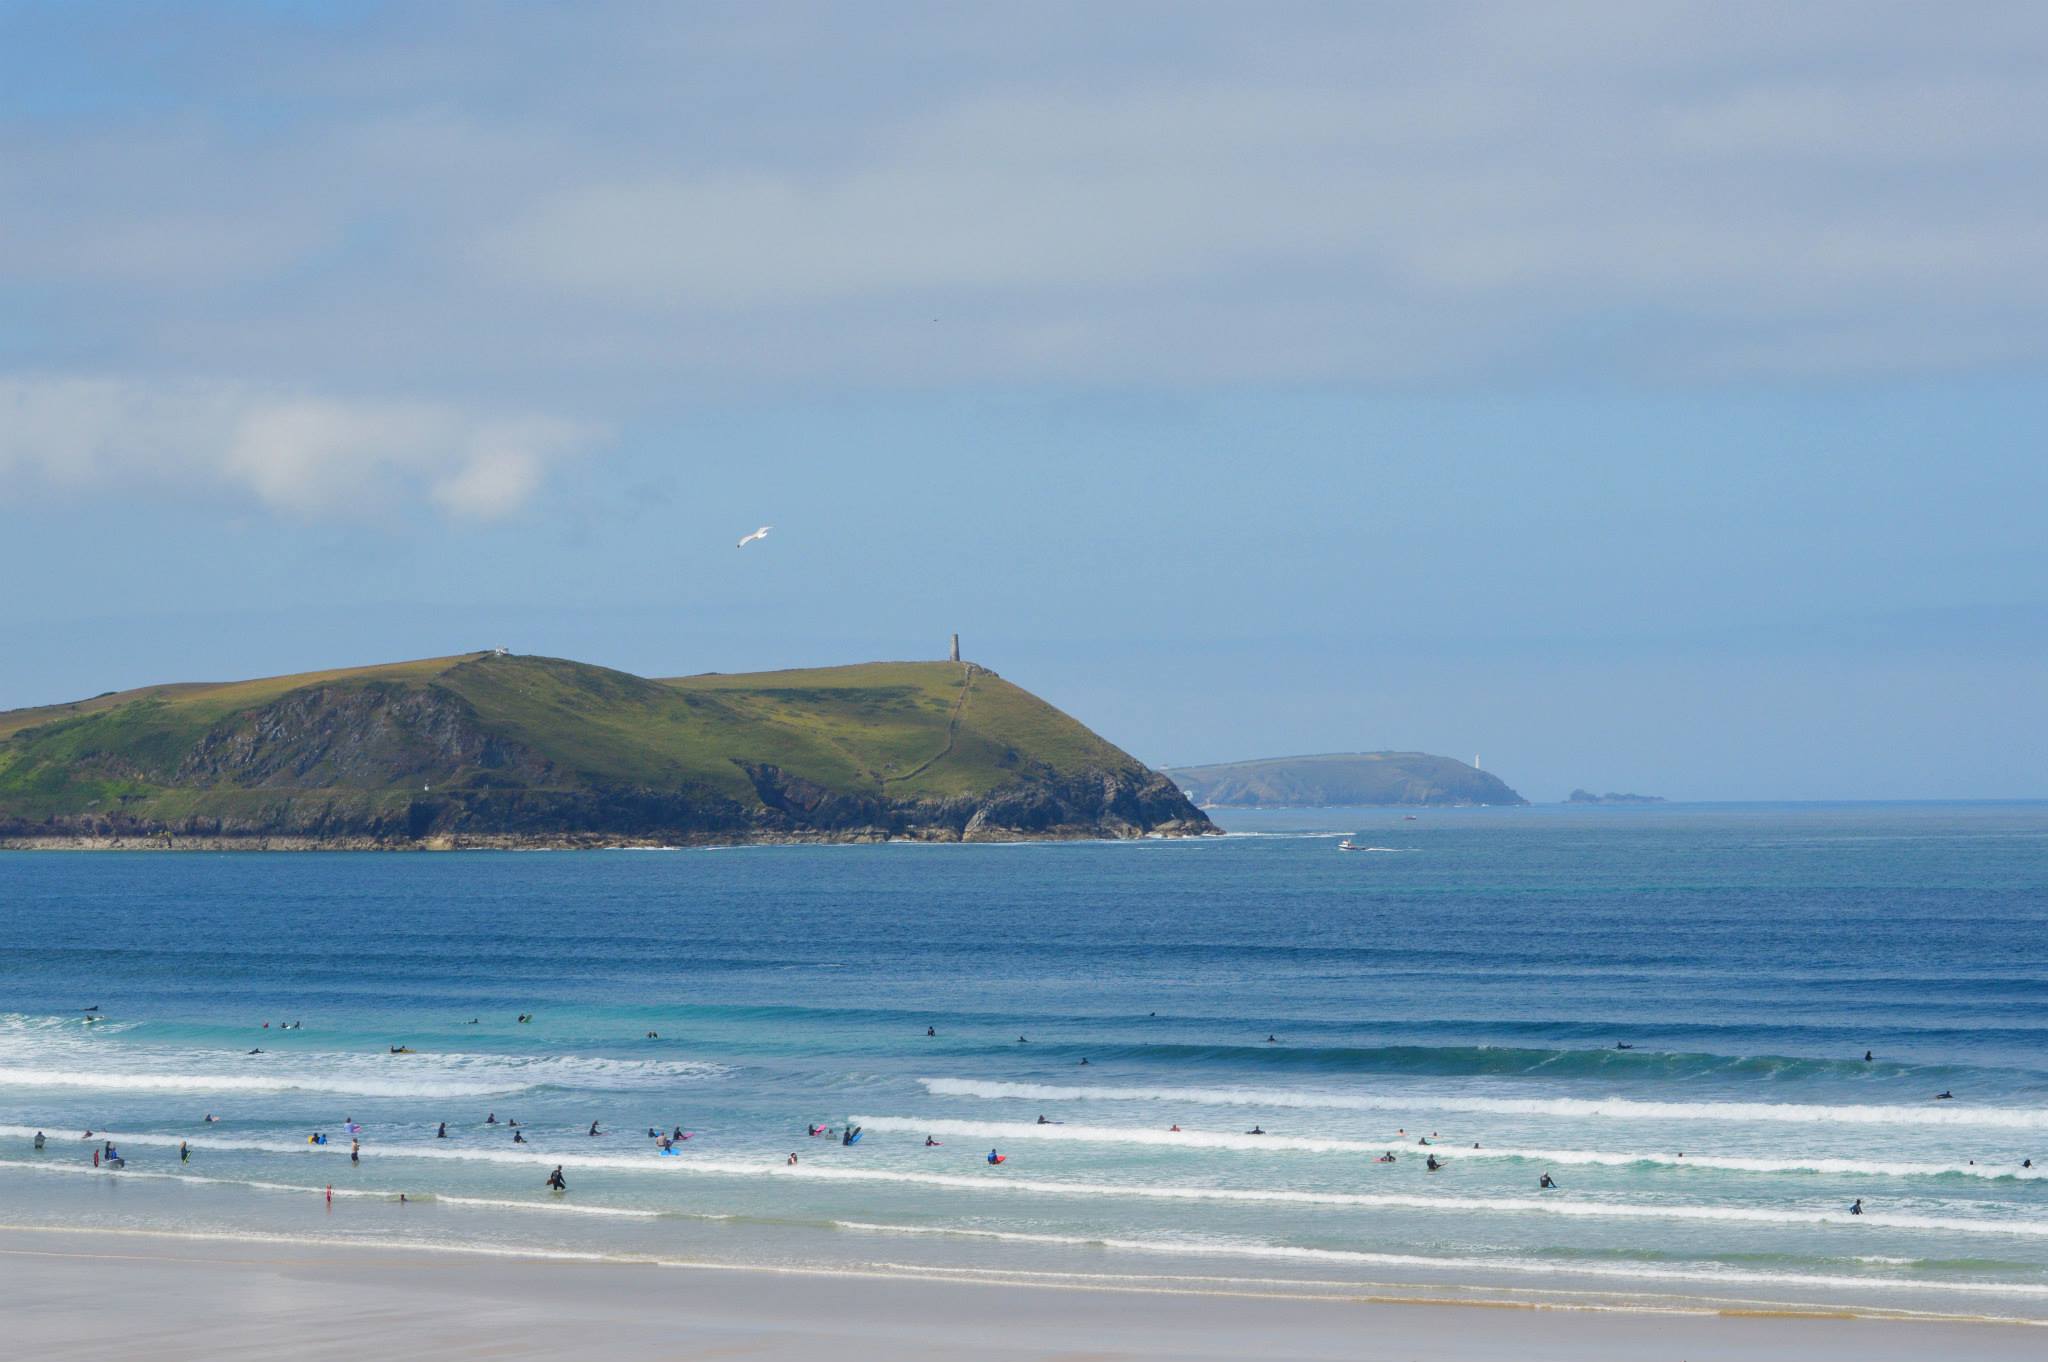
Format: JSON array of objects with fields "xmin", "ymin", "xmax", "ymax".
[{"xmin": 2, "ymin": 1226, "xmax": 2041, "ymax": 1361}]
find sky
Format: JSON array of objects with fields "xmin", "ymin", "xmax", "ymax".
[{"xmin": 1, "ymin": 1, "xmax": 2044, "ymax": 801}]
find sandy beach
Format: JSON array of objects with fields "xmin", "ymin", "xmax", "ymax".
[{"xmin": 3, "ymin": 1226, "xmax": 2041, "ymax": 1361}]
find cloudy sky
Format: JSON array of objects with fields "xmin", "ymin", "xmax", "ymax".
[{"xmin": 2, "ymin": 1, "xmax": 2043, "ymax": 799}]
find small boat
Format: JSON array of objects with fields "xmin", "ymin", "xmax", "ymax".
[{"xmin": 1337, "ymin": 839, "xmax": 1361, "ymax": 852}]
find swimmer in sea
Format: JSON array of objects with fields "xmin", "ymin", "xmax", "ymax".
[
  {"xmin": 437, "ymin": 1122, "xmax": 447, "ymax": 1139},
  {"xmin": 1615, "ymin": 1042, "xmax": 1633, "ymax": 1050},
  {"xmin": 589, "ymin": 1121, "xmax": 602, "ymax": 1137},
  {"xmin": 1169, "ymin": 1125, "xmax": 1181, "ymax": 1132},
  {"xmin": 1246, "ymin": 1126, "xmax": 1265, "ymax": 1135},
  {"xmin": 513, "ymin": 1130, "xmax": 526, "ymax": 1143},
  {"xmin": 927, "ymin": 1026, "xmax": 936, "ymax": 1037},
  {"xmin": 1850, "ymin": 1198, "xmax": 1863, "ymax": 1215},
  {"xmin": 181, "ymin": 1140, "xmax": 190, "ymax": 1162},
  {"xmin": 1017, "ymin": 1036, "xmax": 1028, "ymax": 1043},
  {"xmin": 1079, "ymin": 1058, "xmax": 1089, "ymax": 1065},
  {"xmin": 1426, "ymin": 1155, "xmax": 1442, "ymax": 1171},
  {"xmin": 1864, "ymin": 1051, "xmax": 1874, "ymax": 1062},
  {"xmin": 350, "ymin": 1141, "xmax": 359, "ymax": 1166},
  {"xmin": 33, "ymin": 1132, "xmax": 45, "ymax": 1150},
  {"xmin": 1267, "ymin": 1035, "xmax": 1277, "ymax": 1043},
  {"xmin": 788, "ymin": 1153, "xmax": 798, "ymax": 1165},
  {"xmin": 647, "ymin": 1031, "xmax": 658, "ymax": 1039},
  {"xmin": 1539, "ymin": 1173, "xmax": 1556, "ymax": 1189},
  {"xmin": 1935, "ymin": 1090, "xmax": 1954, "ymax": 1101},
  {"xmin": 2025, "ymin": 1159, "xmax": 2034, "ymax": 1169},
  {"xmin": 486, "ymin": 1113, "xmax": 496, "ymax": 1124}
]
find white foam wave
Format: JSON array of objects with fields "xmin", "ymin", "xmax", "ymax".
[
  {"xmin": 0, "ymin": 1065, "xmax": 512, "ymax": 1098},
  {"xmin": 0, "ymin": 1052, "xmax": 727, "ymax": 1099},
  {"xmin": 851, "ymin": 1115, "xmax": 2046, "ymax": 1179},
  {"xmin": 835, "ymin": 1222, "xmax": 2048, "ymax": 1302},
  {"xmin": 922, "ymin": 1078, "xmax": 2048, "ymax": 1130}
]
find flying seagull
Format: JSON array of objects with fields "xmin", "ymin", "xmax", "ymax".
[{"xmin": 736, "ymin": 525, "xmax": 772, "ymax": 548}]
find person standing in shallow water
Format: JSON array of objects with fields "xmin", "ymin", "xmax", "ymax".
[{"xmin": 546, "ymin": 1166, "xmax": 566, "ymax": 1191}]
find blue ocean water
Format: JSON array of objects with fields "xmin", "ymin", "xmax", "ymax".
[{"xmin": 2, "ymin": 803, "xmax": 2045, "ymax": 1318}]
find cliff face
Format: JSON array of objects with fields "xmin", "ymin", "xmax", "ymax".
[
  {"xmin": 0, "ymin": 653, "xmax": 1215, "ymax": 847},
  {"xmin": 1166, "ymin": 751, "xmax": 1526, "ymax": 807}
]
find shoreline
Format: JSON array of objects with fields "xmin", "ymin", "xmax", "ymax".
[
  {"xmin": 1, "ymin": 1224, "xmax": 2042, "ymax": 1361},
  {"xmin": 0, "ymin": 826, "xmax": 1219, "ymax": 852}
]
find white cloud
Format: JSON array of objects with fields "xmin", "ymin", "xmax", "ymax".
[
  {"xmin": 0, "ymin": 375, "xmax": 590, "ymax": 520},
  {"xmin": 3, "ymin": 3, "xmax": 2047, "ymax": 388}
]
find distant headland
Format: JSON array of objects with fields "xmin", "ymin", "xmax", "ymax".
[
  {"xmin": 0, "ymin": 652, "xmax": 1214, "ymax": 849},
  {"xmin": 1566, "ymin": 790, "xmax": 1667, "ymax": 805},
  {"xmin": 1165, "ymin": 752, "xmax": 1525, "ymax": 808}
]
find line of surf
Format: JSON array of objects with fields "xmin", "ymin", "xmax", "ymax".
[
  {"xmin": 921, "ymin": 1077, "xmax": 2048, "ymax": 1129},
  {"xmin": 836, "ymin": 1221, "xmax": 2048, "ymax": 1302},
  {"xmin": 851, "ymin": 1115, "xmax": 2046, "ymax": 1178},
  {"xmin": 17, "ymin": 1127, "xmax": 2048, "ymax": 1238}
]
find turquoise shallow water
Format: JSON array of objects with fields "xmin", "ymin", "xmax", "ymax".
[{"xmin": 2, "ymin": 803, "xmax": 2046, "ymax": 1317}]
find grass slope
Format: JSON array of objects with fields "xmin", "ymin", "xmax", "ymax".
[{"xmin": 0, "ymin": 652, "xmax": 1179, "ymax": 840}]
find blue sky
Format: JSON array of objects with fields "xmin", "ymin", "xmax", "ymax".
[{"xmin": 2, "ymin": 2, "xmax": 2044, "ymax": 799}]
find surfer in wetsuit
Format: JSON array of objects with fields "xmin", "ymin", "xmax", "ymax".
[
  {"xmin": 1935, "ymin": 1091, "xmax": 1954, "ymax": 1101},
  {"xmin": 1246, "ymin": 1126, "xmax": 1265, "ymax": 1135},
  {"xmin": 1850, "ymin": 1198, "xmax": 1863, "ymax": 1215},
  {"xmin": 546, "ymin": 1166, "xmax": 566, "ymax": 1191},
  {"xmin": 1037, "ymin": 1115, "xmax": 1050, "ymax": 1125},
  {"xmin": 925, "ymin": 1137, "xmax": 939, "ymax": 1147},
  {"xmin": 1426, "ymin": 1155, "xmax": 1441, "ymax": 1171},
  {"xmin": 437, "ymin": 1122, "xmax": 447, "ymax": 1138},
  {"xmin": 927, "ymin": 1026, "xmax": 936, "ymax": 1037},
  {"xmin": 1539, "ymin": 1173, "xmax": 1556, "ymax": 1189},
  {"xmin": 513, "ymin": 1130, "xmax": 526, "ymax": 1143},
  {"xmin": 1377, "ymin": 1152, "xmax": 1395, "ymax": 1163},
  {"xmin": 589, "ymin": 1121, "xmax": 602, "ymax": 1136},
  {"xmin": 1864, "ymin": 1051, "xmax": 1873, "ymax": 1062}
]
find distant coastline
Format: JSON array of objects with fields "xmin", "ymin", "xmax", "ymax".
[{"xmin": 1168, "ymin": 751, "xmax": 1526, "ymax": 808}]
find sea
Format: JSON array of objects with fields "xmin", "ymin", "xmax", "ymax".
[{"xmin": 2, "ymin": 802, "xmax": 2046, "ymax": 1323}]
